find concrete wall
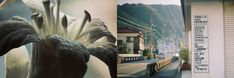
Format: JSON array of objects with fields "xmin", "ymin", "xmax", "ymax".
[
  {"xmin": 118, "ymin": 33, "xmax": 145, "ymax": 54},
  {"xmin": 191, "ymin": 2, "xmax": 224, "ymax": 78},
  {"xmin": 117, "ymin": 36, "xmax": 127, "ymax": 43},
  {"xmin": 126, "ymin": 43, "xmax": 134, "ymax": 54},
  {"xmin": 188, "ymin": 31, "xmax": 192, "ymax": 64},
  {"xmin": 139, "ymin": 37, "xmax": 145, "ymax": 50},
  {"xmin": 118, "ymin": 35, "xmax": 134, "ymax": 54}
]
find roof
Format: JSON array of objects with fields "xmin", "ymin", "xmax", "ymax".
[
  {"xmin": 180, "ymin": 0, "xmax": 232, "ymax": 32},
  {"xmin": 181, "ymin": 0, "xmax": 191, "ymax": 32},
  {"xmin": 117, "ymin": 27, "xmax": 140, "ymax": 33},
  {"xmin": 191, "ymin": 0, "xmax": 231, "ymax": 2}
]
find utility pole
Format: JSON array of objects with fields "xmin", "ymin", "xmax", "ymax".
[
  {"xmin": 150, "ymin": 13, "xmax": 153, "ymax": 55},
  {"xmin": 150, "ymin": 12, "xmax": 156, "ymax": 57}
]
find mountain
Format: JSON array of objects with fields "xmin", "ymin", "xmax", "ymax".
[{"xmin": 117, "ymin": 3, "xmax": 185, "ymax": 42}]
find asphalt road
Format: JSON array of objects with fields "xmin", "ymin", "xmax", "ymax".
[
  {"xmin": 117, "ymin": 58, "xmax": 158, "ymax": 78},
  {"xmin": 151, "ymin": 60, "xmax": 181, "ymax": 78},
  {"xmin": 117, "ymin": 59, "xmax": 181, "ymax": 78}
]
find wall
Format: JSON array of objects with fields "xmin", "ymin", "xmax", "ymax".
[
  {"xmin": 139, "ymin": 37, "xmax": 145, "ymax": 50},
  {"xmin": 188, "ymin": 31, "xmax": 192, "ymax": 64},
  {"xmin": 117, "ymin": 36, "xmax": 127, "ymax": 43},
  {"xmin": 224, "ymin": 1, "xmax": 234, "ymax": 77},
  {"xmin": 191, "ymin": 2, "xmax": 224, "ymax": 78},
  {"xmin": 117, "ymin": 33, "xmax": 139, "ymax": 44},
  {"xmin": 118, "ymin": 33, "xmax": 138, "ymax": 54},
  {"xmin": 126, "ymin": 43, "xmax": 134, "ymax": 54}
]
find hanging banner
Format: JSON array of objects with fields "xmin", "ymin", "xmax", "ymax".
[{"xmin": 193, "ymin": 15, "xmax": 209, "ymax": 73}]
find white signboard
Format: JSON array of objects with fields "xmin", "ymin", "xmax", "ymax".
[{"xmin": 193, "ymin": 15, "xmax": 209, "ymax": 73}]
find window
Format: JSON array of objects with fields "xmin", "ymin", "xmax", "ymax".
[
  {"xmin": 117, "ymin": 40, "xmax": 123, "ymax": 47},
  {"xmin": 126, "ymin": 37, "xmax": 131, "ymax": 42}
]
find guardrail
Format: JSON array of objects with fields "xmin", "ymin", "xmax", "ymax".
[
  {"xmin": 118, "ymin": 54, "xmax": 144, "ymax": 63},
  {"xmin": 146, "ymin": 57, "xmax": 179, "ymax": 77}
]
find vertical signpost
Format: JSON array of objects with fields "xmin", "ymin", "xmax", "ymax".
[{"xmin": 193, "ymin": 15, "xmax": 209, "ymax": 73}]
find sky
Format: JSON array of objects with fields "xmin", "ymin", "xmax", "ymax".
[{"xmin": 118, "ymin": 0, "xmax": 181, "ymax": 6}]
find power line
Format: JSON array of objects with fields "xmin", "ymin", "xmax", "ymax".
[
  {"xmin": 118, "ymin": 20, "xmax": 161, "ymax": 40},
  {"xmin": 118, "ymin": 16, "xmax": 165, "ymax": 39}
]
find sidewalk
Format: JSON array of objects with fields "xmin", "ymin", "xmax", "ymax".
[
  {"xmin": 118, "ymin": 58, "xmax": 186, "ymax": 78},
  {"xmin": 151, "ymin": 60, "xmax": 181, "ymax": 78},
  {"xmin": 181, "ymin": 70, "xmax": 192, "ymax": 78}
]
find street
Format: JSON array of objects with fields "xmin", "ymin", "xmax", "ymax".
[{"xmin": 117, "ymin": 58, "xmax": 181, "ymax": 78}]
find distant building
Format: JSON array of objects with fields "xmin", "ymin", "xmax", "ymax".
[
  {"xmin": 181, "ymin": 0, "xmax": 234, "ymax": 78},
  {"xmin": 117, "ymin": 27, "xmax": 144, "ymax": 54},
  {"xmin": 157, "ymin": 39, "xmax": 177, "ymax": 57}
]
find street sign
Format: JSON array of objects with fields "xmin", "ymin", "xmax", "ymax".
[{"xmin": 193, "ymin": 15, "xmax": 209, "ymax": 73}]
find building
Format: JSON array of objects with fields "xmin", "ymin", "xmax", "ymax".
[
  {"xmin": 181, "ymin": 0, "xmax": 234, "ymax": 78},
  {"xmin": 117, "ymin": 27, "xmax": 144, "ymax": 54},
  {"xmin": 157, "ymin": 39, "xmax": 178, "ymax": 57}
]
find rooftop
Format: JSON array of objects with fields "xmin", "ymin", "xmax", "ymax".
[{"xmin": 117, "ymin": 27, "xmax": 140, "ymax": 33}]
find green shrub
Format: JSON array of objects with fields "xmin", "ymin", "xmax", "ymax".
[
  {"xmin": 142, "ymin": 49, "xmax": 147, "ymax": 56},
  {"xmin": 179, "ymin": 48, "xmax": 189, "ymax": 64},
  {"xmin": 119, "ymin": 46, "xmax": 131, "ymax": 54},
  {"xmin": 147, "ymin": 52, "xmax": 152, "ymax": 59},
  {"xmin": 143, "ymin": 49, "xmax": 151, "ymax": 59}
]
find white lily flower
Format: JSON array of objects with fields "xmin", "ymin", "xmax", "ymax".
[{"xmin": 0, "ymin": 0, "xmax": 117, "ymax": 78}]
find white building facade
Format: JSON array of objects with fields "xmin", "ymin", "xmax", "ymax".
[
  {"xmin": 117, "ymin": 27, "xmax": 144, "ymax": 54},
  {"xmin": 182, "ymin": 0, "xmax": 234, "ymax": 78}
]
